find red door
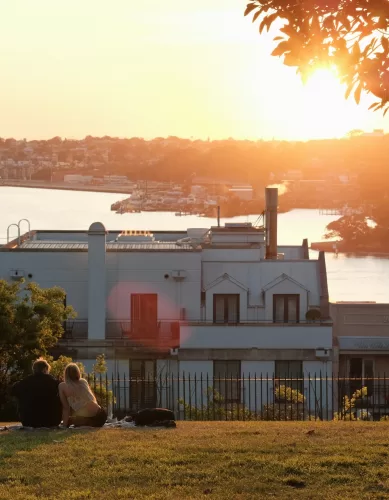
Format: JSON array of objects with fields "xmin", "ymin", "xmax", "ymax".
[{"xmin": 131, "ymin": 294, "xmax": 158, "ymax": 341}]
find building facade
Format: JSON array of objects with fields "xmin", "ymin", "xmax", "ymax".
[
  {"xmin": 1, "ymin": 189, "xmax": 333, "ymax": 414},
  {"xmin": 331, "ymin": 302, "xmax": 389, "ymax": 407}
]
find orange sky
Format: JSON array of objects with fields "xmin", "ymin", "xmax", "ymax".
[{"xmin": 1, "ymin": 0, "xmax": 387, "ymax": 141}]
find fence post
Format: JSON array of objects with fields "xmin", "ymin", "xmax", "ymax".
[
  {"xmin": 325, "ymin": 371, "xmax": 328, "ymax": 421},
  {"xmin": 194, "ymin": 373, "xmax": 198, "ymax": 420},
  {"xmin": 183, "ymin": 372, "xmax": 186, "ymax": 421},
  {"xmin": 117, "ymin": 372, "xmax": 121, "ymax": 414},
  {"xmin": 111, "ymin": 373, "xmax": 115, "ymax": 417},
  {"xmin": 257, "ymin": 373, "xmax": 260, "ymax": 420},
  {"xmin": 171, "ymin": 372, "xmax": 175, "ymax": 417},
  {"xmin": 248, "ymin": 373, "xmax": 251, "ymax": 420},
  {"xmin": 188, "ymin": 373, "xmax": 192, "ymax": 421},
  {"xmin": 123, "ymin": 372, "xmax": 127, "ymax": 414},
  {"xmin": 200, "ymin": 373, "xmax": 204, "ymax": 421}
]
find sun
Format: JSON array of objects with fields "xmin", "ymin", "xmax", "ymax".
[{"xmin": 297, "ymin": 67, "xmax": 361, "ymax": 140}]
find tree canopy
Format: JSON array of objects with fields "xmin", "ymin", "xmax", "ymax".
[
  {"xmin": 0, "ymin": 280, "xmax": 75, "ymax": 413},
  {"xmin": 245, "ymin": 0, "xmax": 389, "ymax": 114}
]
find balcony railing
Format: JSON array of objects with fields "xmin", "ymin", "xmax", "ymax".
[
  {"xmin": 105, "ymin": 320, "xmax": 180, "ymax": 349},
  {"xmin": 63, "ymin": 320, "xmax": 88, "ymax": 339},
  {"xmin": 186, "ymin": 320, "xmax": 329, "ymax": 326},
  {"xmin": 61, "ymin": 318, "xmax": 329, "ymax": 344}
]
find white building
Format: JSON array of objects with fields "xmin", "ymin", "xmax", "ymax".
[{"xmin": 1, "ymin": 189, "xmax": 333, "ymax": 414}]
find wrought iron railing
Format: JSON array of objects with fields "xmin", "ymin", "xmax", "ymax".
[{"xmin": 83, "ymin": 373, "xmax": 389, "ymax": 421}]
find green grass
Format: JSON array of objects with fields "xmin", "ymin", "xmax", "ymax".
[{"xmin": 1, "ymin": 422, "xmax": 389, "ymax": 499}]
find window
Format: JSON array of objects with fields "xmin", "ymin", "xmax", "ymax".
[
  {"xmin": 349, "ymin": 358, "xmax": 374, "ymax": 396},
  {"xmin": 273, "ymin": 294, "xmax": 299, "ymax": 323},
  {"xmin": 129, "ymin": 360, "xmax": 156, "ymax": 411},
  {"xmin": 214, "ymin": 361, "xmax": 241, "ymax": 403},
  {"xmin": 213, "ymin": 294, "xmax": 240, "ymax": 324},
  {"xmin": 275, "ymin": 361, "xmax": 303, "ymax": 394}
]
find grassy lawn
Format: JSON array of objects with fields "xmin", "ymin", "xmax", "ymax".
[{"xmin": 1, "ymin": 422, "xmax": 389, "ymax": 499}]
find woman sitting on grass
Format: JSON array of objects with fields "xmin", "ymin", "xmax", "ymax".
[{"xmin": 59, "ymin": 363, "xmax": 107, "ymax": 427}]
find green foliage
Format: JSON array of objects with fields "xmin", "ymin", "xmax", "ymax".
[
  {"xmin": 88, "ymin": 354, "xmax": 114, "ymax": 411},
  {"xmin": 245, "ymin": 0, "xmax": 389, "ymax": 115},
  {"xmin": 93, "ymin": 354, "xmax": 107, "ymax": 374},
  {"xmin": 324, "ymin": 215, "xmax": 373, "ymax": 247},
  {"xmin": 47, "ymin": 355, "xmax": 85, "ymax": 381},
  {"xmin": 179, "ymin": 388, "xmax": 257, "ymax": 421},
  {"xmin": 262, "ymin": 384, "xmax": 307, "ymax": 421},
  {"xmin": 334, "ymin": 386, "xmax": 368, "ymax": 421},
  {"xmin": 50, "ymin": 353, "xmax": 114, "ymax": 410},
  {"xmin": 0, "ymin": 279, "xmax": 75, "ymax": 413}
]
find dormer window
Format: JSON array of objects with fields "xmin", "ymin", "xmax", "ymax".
[
  {"xmin": 273, "ymin": 294, "xmax": 299, "ymax": 323},
  {"xmin": 213, "ymin": 294, "xmax": 240, "ymax": 324}
]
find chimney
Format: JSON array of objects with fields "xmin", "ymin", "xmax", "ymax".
[
  {"xmin": 87, "ymin": 222, "xmax": 107, "ymax": 340},
  {"xmin": 265, "ymin": 187, "xmax": 278, "ymax": 259}
]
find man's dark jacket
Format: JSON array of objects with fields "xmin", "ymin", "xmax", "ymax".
[{"xmin": 12, "ymin": 373, "xmax": 62, "ymax": 427}]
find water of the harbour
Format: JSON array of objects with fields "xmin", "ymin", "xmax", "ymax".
[{"xmin": 1, "ymin": 187, "xmax": 388, "ymax": 303}]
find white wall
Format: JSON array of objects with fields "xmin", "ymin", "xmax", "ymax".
[
  {"xmin": 106, "ymin": 252, "xmax": 201, "ymax": 321},
  {"xmin": 0, "ymin": 252, "xmax": 89, "ymax": 317},
  {"xmin": 180, "ymin": 325, "xmax": 332, "ymax": 350}
]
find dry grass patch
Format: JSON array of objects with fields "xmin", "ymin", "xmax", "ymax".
[{"xmin": 1, "ymin": 422, "xmax": 389, "ymax": 499}]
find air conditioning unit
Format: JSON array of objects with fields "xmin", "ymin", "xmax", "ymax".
[
  {"xmin": 315, "ymin": 348, "xmax": 330, "ymax": 358},
  {"xmin": 10, "ymin": 269, "xmax": 24, "ymax": 280},
  {"xmin": 171, "ymin": 270, "xmax": 187, "ymax": 281}
]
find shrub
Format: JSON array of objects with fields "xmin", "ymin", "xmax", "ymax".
[
  {"xmin": 334, "ymin": 387, "xmax": 368, "ymax": 421},
  {"xmin": 179, "ymin": 387, "xmax": 257, "ymax": 421},
  {"xmin": 262, "ymin": 384, "xmax": 307, "ymax": 421}
]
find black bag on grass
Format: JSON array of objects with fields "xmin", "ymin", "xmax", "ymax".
[{"xmin": 133, "ymin": 408, "xmax": 175, "ymax": 426}]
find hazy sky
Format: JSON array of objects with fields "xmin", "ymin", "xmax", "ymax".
[{"xmin": 1, "ymin": 0, "xmax": 387, "ymax": 140}]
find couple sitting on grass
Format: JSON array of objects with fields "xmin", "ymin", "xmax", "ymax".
[{"xmin": 12, "ymin": 358, "xmax": 107, "ymax": 428}]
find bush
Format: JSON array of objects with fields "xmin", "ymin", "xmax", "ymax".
[
  {"xmin": 179, "ymin": 388, "xmax": 257, "ymax": 421},
  {"xmin": 334, "ymin": 387, "xmax": 368, "ymax": 421},
  {"xmin": 262, "ymin": 385, "xmax": 307, "ymax": 421}
]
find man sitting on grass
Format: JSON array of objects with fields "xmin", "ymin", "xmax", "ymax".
[{"xmin": 12, "ymin": 358, "xmax": 62, "ymax": 428}]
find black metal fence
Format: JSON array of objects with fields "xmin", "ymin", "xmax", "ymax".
[{"xmin": 85, "ymin": 373, "xmax": 389, "ymax": 421}]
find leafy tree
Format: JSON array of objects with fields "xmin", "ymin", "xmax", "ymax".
[
  {"xmin": 324, "ymin": 214, "xmax": 373, "ymax": 245},
  {"xmin": 0, "ymin": 279, "xmax": 75, "ymax": 412},
  {"xmin": 245, "ymin": 0, "xmax": 389, "ymax": 114},
  {"xmin": 48, "ymin": 355, "xmax": 85, "ymax": 381}
]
